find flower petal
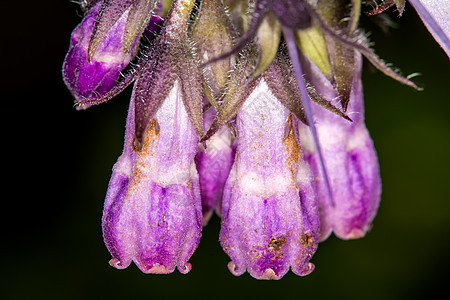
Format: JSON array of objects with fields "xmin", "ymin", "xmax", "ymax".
[{"xmin": 409, "ymin": 0, "xmax": 450, "ymax": 57}]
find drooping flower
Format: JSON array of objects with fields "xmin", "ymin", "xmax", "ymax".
[
  {"xmin": 103, "ymin": 81, "xmax": 202, "ymax": 274},
  {"xmin": 219, "ymin": 62, "xmax": 319, "ymax": 279},
  {"xmin": 63, "ymin": 0, "xmax": 160, "ymax": 102},
  {"xmin": 62, "ymin": 0, "xmax": 450, "ymax": 280},
  {"xmin": 207, "ymin": 47, "xmax": 352, "ymax": 278},
  {"xmin": 99, "ymin": 0, "xmax": 204, "ymax": 274},
  {"xmin": 298, "ymin": 53, "xmax": 381, "ymax": 240},
  {"xmin": 291, "ymin": 0, "xmax": 382, "ymax": 240}
]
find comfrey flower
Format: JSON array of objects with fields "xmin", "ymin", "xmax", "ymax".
[
  {"xmin": 298, "ymin": 54, "xmax": 381, "ymax": 240},
  {"xmin": 103, "ymin": 81, "xmax": 202, "ymax": 274},
  {"xmin": 63, "ymin": 0, "xmax": 162, "ymax": 102},
  {"xmin": 98, "ymin": 0, "xmax": 204, "ymax": 273},
  {"xmin": 64, "ymin": 0, "xmax": 450, "ymax": 279},
  {"xmin": 218, "ymin": 54, "xmax": 320, "ymax": 279}
]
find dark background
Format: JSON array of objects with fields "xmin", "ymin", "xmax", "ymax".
[{"xmin": 2, "ymin": 1, "xmax": 449, "ymax": 299}]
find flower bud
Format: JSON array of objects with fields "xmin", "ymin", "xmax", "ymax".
[
  {"xmin": 62, "ymin": 1, "xmax": 158, "ymax": 102},
  {"xmin": 101, "ymin": 0, "xmax": 203, "ymax": 274}
]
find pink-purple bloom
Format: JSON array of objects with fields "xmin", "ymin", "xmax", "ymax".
[
  {"xmin": 103, "ymin": 80, "xmax": 202, "ymax": 273},
  {"xmin": 63, "ymin": 0, "xmax": 449, "ymax": 279},
  {"xmin": 63, "ymin": 0, "xmax": 163, "ymax": 103},
  {"xmin": 298, "ymin": 54, "xmax": 381, "ymax": 240},
  {"xmin": 220, "ymin": 72, "xmax": 319, "ymax": 279}
]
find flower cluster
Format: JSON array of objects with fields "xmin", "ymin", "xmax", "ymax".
[{"xmin": 63, "ymin": 0, "xmax": 449, "ymax": 279}]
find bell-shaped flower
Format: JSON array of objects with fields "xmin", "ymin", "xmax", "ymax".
[
  {"xmin": 298, "ymin": 53, "xmax": 381, "ymax": 241},
  {"xmin": 62, "ymin": 0, "xmax": 449, "ymax": 280},
  {"xmin": 195, "ymin": 104, "xmax": 236, "ymax": 224},
  {"xmin": 218, "ymin": 60, "xmax": 320, "ymax": 279},
  {"xmin": 62, "ymin": 0, "xmax": 159, "ymax": 102},
  {"xmin": 102, "ymin": 80, "xmax": 202, "ymax": 274},
  {"xmin": 101, "ymin": 0, "xmax": 204, "ymax": 274}
]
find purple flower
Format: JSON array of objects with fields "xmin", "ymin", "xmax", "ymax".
[
  {"xmin": 103, "ymin": 81, "xmax": 202, "ymax": 274},
  {"xmin": 298, "ymin": 54, "xmax": 381, "ymax": 241},
  {"xmin": 218, "ymin": 59, "xmax": 320, "ymax": 279},
  {"xmin": 98, "ymin": 0, "xmax": 204, "ymax": 274},
  {"xmin": 62, "ymin": 0, "xmax": 159, "ymax": 102},
  {"xmin": 62, "ymin": 0, "xmax": 447, "ymax": 279},
  {"xmin": 195, "ymin": 104, "xmax": 236, "ymax": 224}
]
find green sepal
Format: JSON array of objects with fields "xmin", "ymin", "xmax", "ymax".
[
  {"xmin": 190, "ymin": 0, "xmax": 236, "ymax": 110},
  {"xmin": 295, "ymin": 22, "xmax": 332, "ymax": 80},
  {"xmin": 252, "ymin": 12, "xmax": 282, "ymax": 77},
  {"xmin": 393, "ymin": 0, "xmax": 406, "ymax": 15}
]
